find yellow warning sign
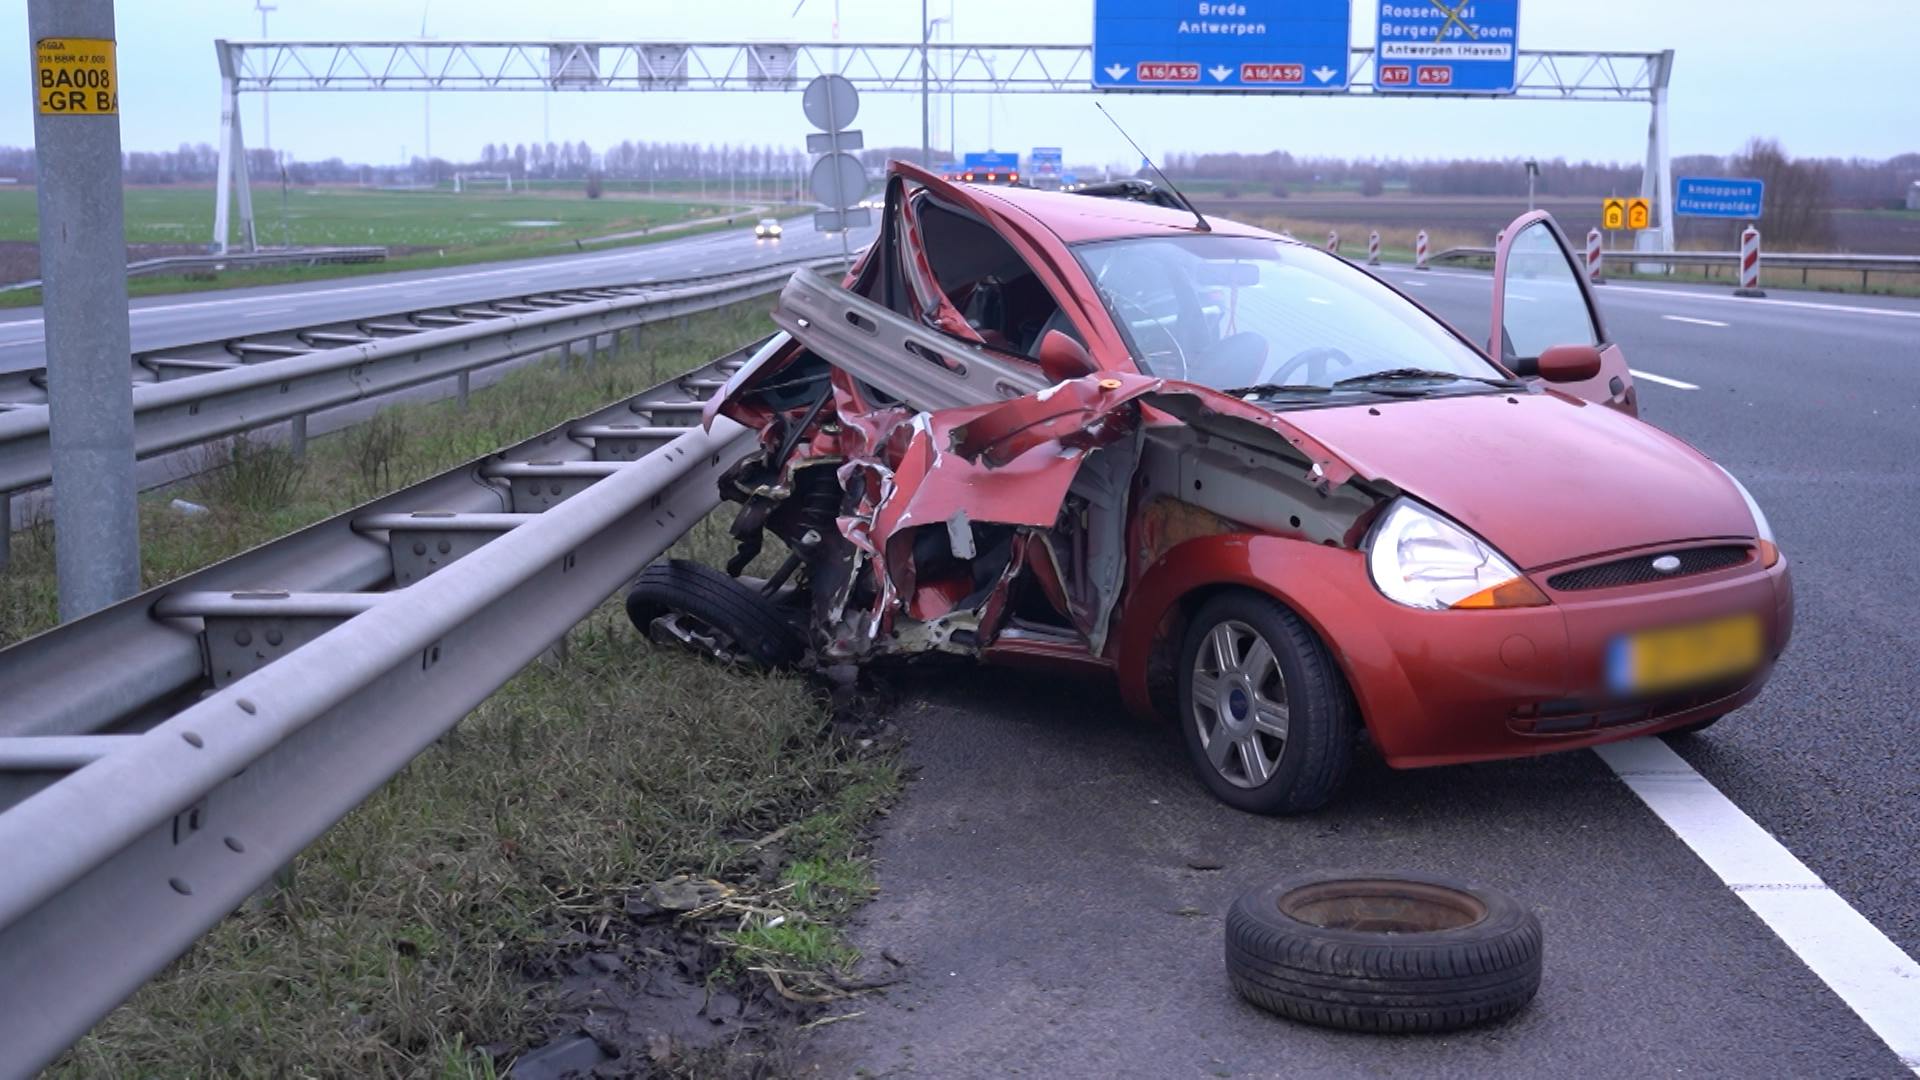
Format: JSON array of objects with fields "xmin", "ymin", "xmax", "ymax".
[
  {"xmin": 1627, "ymin": 197, "xmax": 1651, "ymax": 231},
  {"xmin": 35, "ymin": 38, "xmax": 118, "ymax": 116},
  {"xmin": 1602, "ymin": 198, "xmax": 1626, "ymax": 231}
]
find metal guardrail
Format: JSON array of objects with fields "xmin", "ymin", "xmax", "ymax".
[
  {"xmin": 1431, "ymin": 246, "xmax": 1920, "ymax": 285},
  {"xmin": 0, "ymin": 246, "xmax": 389, "ymax": 294},
  {"xmin": 0, "ymin": 317, "xmax": 778, "ymax": 1071},
  {"xmin": 0, "ymin": 258, "xmax": 838, "ymax": 567}
]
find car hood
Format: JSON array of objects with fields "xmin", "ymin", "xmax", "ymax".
[{"xmin": 1275, "ymin": 391, "xmax": 1756, "ymax": 569}]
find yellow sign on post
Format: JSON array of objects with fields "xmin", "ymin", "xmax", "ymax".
[
  {"xmin": 35, "ymin": 37, "xmax": 118, "ymax": 115},
  {"xmin": 1626, "ymin": 197, "xmax": 1651, "ymax": 231},
  {"xmin": 1602, "ymin": 198, "xmax": 1626, "ymax": 231}
]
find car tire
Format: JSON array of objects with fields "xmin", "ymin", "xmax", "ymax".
[
  {"xmin": 1225, "ymin": 872, "xmax": 1544, "ymax": 1033},
  {"xmin": 625, "ymin": 559, "xmax": 804, "ymax": 670},
  {"xmin": 1177, "ymin": 591, "xmax": 1355, "ymax": 814}
]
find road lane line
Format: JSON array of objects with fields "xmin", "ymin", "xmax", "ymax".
[
  {"xmin": 1598, "ymin": 739, "xmax": 1920, "ymax": 1075},
  {"xmin": 1663, "ymin": 314, "xmax": 1730, "ymax": 328},
  {"xmin": 1629, "ymin": 369, "xmax": 1700, "ymax": 390}
]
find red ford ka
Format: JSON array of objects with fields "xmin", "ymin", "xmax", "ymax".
[{"xmin": 631, "ymin": 162, "xmax": 1792, "ymax": 814}]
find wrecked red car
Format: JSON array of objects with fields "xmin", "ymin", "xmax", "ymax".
[{"xmin": 630, "ymin": 162, "xmax": 1793, "ymax": 814}]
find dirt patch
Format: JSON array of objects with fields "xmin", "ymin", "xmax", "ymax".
[{"xmin": 0, "ymin": 240, "xmax": 215, "ymax": 286}]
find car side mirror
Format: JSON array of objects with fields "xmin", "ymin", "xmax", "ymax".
[
  {"xmin": 1536, "ymin": 344, "xmax": 1602, "ymax": 383},
  {"xmin": 1037, "ymin": 329, "xmax": 1095, "ymax": 383}
]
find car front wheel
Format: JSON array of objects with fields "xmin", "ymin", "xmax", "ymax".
[{"xmin": 1177, "ymin": 591, "xmax": 1356, "ymax": 815}]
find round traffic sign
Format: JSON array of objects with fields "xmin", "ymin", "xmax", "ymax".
[
  {"xmin": 809, "ymin": 151, "xmax": 866, "ymax": 209},
  {"xmin": 802, "ymin": 73, "xmax": 859, "ymax": 130}
]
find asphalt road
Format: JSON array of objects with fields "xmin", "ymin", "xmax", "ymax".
[
  {"xmin": 800, "ymin": 271, "xmax": 1920, "ymax": 1077},
  {"xmin": 0, "ymin": 215, "xmax": 872, "ymax": 376}
]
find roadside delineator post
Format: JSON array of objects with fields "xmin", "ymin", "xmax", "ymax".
[
  {"xmin": 1734, "ymin": 225, "xmax": 1765, "ymax": 298},
  {"xmin": 1327, "ymin": 229, "xmax": 1340, "ymax": 257},
  {"xmin": 1367, "ymin": 230, "xmax": 1381, "ymax": 266},
  {"xmin": 1415, "ymin": 230, "xmax": 1430, "ymax": 271},
  {"xmin": 1585, "ymin": 227, "xmax": 1605, "ymax": 285}
]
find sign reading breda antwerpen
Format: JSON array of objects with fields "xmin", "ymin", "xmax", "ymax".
[{"xmin": 36, "ymin": 37, "xmax": 119, "ymax": 115}]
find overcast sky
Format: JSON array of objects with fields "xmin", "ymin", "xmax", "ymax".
[{"xmin": 5, "ymin": 1, "xmax": 1914, "ymax": 170}]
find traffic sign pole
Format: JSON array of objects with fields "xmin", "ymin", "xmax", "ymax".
[{"xmin": 26, "ymin": 0, "xmax": 142, "ymax": 617}]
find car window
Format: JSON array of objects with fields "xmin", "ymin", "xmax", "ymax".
[
  {"xmin": 1074, "ymin": 234, "xmax": 1500, "ymax": 391},
  {"xmin": 1500, "ymin": 221, "xmax": 1599, "ymax": 363},
  {"xmin": 912, "ymin": 196, "xmax": 1063, "ymax": 360}
]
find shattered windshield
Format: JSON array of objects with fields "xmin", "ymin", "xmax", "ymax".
[{"xmin": 1073, "ymin": 234, "xmax": 1503, "ymax": 395}]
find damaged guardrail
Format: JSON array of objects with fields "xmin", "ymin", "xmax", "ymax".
[
  {"xmin": 0, "ymin": 257, "xmax": 836, "ymax": 568},
  {"xmin": 0, "ymin": 321, "xmax": 777, "ymax": 1071}
]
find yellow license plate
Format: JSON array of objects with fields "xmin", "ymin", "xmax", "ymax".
[{"xmin": 1608, "ymin": 614, "xmax": 1763, "ymax": 696}]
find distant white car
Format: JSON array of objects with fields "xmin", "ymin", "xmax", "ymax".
[{"xmin": 754, "ymin": 217, "xmax": 783, "ymax": 239}]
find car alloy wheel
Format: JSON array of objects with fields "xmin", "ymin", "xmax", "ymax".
[
  {"xmin": 1191, "ymin": 619, "xmax": 1291, "ymax": 789},
  {"xmin": 1176, "ymin": 591, "xmax": 1356, "ymax": 814}
]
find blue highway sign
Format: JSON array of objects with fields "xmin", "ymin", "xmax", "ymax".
[
  {"xmin": 1372, "ymin": 0, "xmax": 1520, "ymax": 94},
  {"xmin": 1675, "ymin": 176, "xmax": 1765, "ymax": 219},
  {"xmin": 962, "ymin": 151, "xmax": 1020, "ymax": 172},
  {"xmin": 1092, "ymin": 0, "xmax": 1352, "ymax": 92}
]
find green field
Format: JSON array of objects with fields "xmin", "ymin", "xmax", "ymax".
[
  {"xmin": 0, "ymin": 183, "xmax": 801, "ymax": 306},
  {"xmin": 0, "ymin": 183, "xmax": 754, "ymax": 250}
]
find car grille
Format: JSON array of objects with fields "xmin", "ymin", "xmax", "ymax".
[{"xmin": 1546, "ymin": 545, "xmax": 1750, "ymax": 592}]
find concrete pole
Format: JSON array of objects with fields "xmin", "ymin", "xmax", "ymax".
[
  {"xmin": 1640, "ymin": 49, "xmax": 1675, "ymax": 256},
  {"xmin": 27, "ymin": 0, "xmax": 142, "ymax": 619}
]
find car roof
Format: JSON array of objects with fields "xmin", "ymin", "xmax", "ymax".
[{"xmin": 958, "ymin": 182, "xmax": 1280, "ymax": 245}]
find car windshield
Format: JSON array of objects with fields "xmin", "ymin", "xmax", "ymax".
[{"xmin": 1073, "ymin": 234, "xmax": 1503, "ymax": 395}]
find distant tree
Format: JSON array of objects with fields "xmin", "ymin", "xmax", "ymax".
[
  {"xmin": 1734, "ymin": 138, "xmax": 1834, "ymax": 249},
  {"xmin": 1360, "ymin": 169, "xmax": 1384, "ymax": 196}
]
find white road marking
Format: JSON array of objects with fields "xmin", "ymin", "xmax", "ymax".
[
  {"xmin": 1598, "ymin": 739, "xmax": 1920, "ymax": 1075},
  {"xmin": 1663, "ymin": 314, "xmax": 1730, "ymax": 328},
  {"xmin": 1506, "ymin": 293, "xmax": 1537, "ymax": 303},
  {"xmin": 1630, "ymin": 369, "xmax": 1700, "ymax": 390},
  {"xmin": 1401, "ymin": 280, "xmax": 1429, "ymax": 288},
  {"xmin": 1307, "ymin": 296, "xmax": 1332, "ymax": 305},
  {"xmin": 1600, "ymin": 282, "xmax": 1920, "ymax": 321}
]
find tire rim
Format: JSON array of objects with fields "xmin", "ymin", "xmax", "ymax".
[
  {"xmin": 648, "ymin": 612, "xmax": 747, "ymax": 665},
  {"xmin": 1191, "ymin": 619, "xmax": 1290, "ymax": 789},
  {"xmin": 1278, "ymin": 879, "xmax": 1488, "ymax": 934}
]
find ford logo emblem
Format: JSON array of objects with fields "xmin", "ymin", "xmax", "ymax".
[{"xmin": 1651, "ymin": 555, "xmax": 1683, "ymax": 575}]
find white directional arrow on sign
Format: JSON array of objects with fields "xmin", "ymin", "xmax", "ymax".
[
  {"xmin": 1209, "ymin": 65, "xmax": 1232, "ymax": 81},
  {"xmin": 1312, "ymin": 65, "xmax": 1338, "ymax": 83},
  {"xmin": 1105, "ymin": 63, "xmax": 1130, "ymax": 81}
]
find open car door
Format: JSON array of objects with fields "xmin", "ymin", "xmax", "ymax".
[{"xmin": 1490, "ymin": 211, "xmax": 1637, "ymax": 416}]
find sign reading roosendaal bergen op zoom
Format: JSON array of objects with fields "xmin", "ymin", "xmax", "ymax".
[
  {"xmin": 1674, "ymin": 177, "xmax": 1765, "ymax": 219},
  {"xmin": 1373, "ymin": 0, "xmax": 1520, "ymax": 94},
  {"xmin": 1092, "ymin": 0, "xmax": 1352, "ymax": 91}
]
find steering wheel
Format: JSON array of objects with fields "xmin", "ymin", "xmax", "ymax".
[
  {"xmin": 1096, "ymin": 249, "xmax": 1211, "ymax": 378},
  {"xmin": 1255, "ymin": 346, "xmax": 1355, "ymax": 387}
]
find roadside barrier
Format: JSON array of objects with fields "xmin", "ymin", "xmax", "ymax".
[
  {"xmin": 1327, "ymin": 230, "xmax": 1340, "ymax": 257},
  {"xmin": 1415, "ymin": 230, "xmax": 1430, "ymax": 271},
  {"xmin": 1367, "ymin": 231, "xmax": 1381, "ymax": 266},
  {"xmin": 1586, "ymin": 228, "xmax": 1605, "ymax": 284},
  {"xmin": 1735, "ymin": 226, "xmax": 1765, "ymax": 297}
]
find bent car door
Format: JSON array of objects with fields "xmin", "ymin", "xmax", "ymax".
[{"xmin": 1490, "ymin": 211, "xmax": 1637, "ymax": 416}]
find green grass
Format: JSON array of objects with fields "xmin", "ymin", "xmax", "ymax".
[
  {"xmin": 0, "ymin": 184, "xmax": 748, "ymax": 249},
  {"xmin": 0, "ymin": 183, "xmax": 802, "ymax": 308},
  {"xmin": 7, "ymin": 297, "xmax": 901, "ymax": 1076}
]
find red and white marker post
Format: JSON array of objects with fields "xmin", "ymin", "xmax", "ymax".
[
  {"xmin": 1367, "ymin": 230, "xmax": 1381, "ymax": 266},
  {"xmin": 1415, "ymin": 229, "xmax": 1430, "ymax": 271},
  {"xmin": 1585, "ymin": 227, "xmax": 1605, "ymax": 285},
  {"xmin": 1734, "ymin": 226, "xmax": 1765, "ymax": 297},
  {"xmin": 1327, "ymin": 229, "xmax": 1340, "ymax": 257}
]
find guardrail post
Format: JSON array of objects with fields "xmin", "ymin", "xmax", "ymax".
[
  {"xmin": 1735, "ymin": 226, "xmax": 1765, "ymax": 298},
  {"xmin": 288, "ymin": 415, "xmax": 308, "ymax": 458},
  {"xmin": 0, "ymin": 493, "xmax": 10, "ymax": 572},
  {"xmin": 456, "ymin": 371, "xmax": 471, "ymax": 409}
]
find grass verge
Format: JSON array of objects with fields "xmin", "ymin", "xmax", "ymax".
[{"xmin": 11, "ymin": 295, "xmax": 900, "ymax": 1076}]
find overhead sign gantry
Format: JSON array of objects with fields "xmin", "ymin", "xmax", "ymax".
[{"xmin": 1091, "ymin": 0, "xmax": 1352, "ymax": 90}]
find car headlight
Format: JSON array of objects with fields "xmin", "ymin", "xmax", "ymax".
[
  {"xmin": 1366, "ymin": 498, "xmax": 1549, "ymax": 611},
  {"xmin": 1715, "ymin": 465, "xmax": 1779, "ymax": 566}
]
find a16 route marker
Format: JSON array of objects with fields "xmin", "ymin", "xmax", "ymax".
[{"xmin": 35, "ymin": 37, "xmax": 117, "ymax": 115}]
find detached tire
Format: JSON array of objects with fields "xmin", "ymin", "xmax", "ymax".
[
  {"xmin": 625, "ymin": 559, "xmax": 804, "ymax": 670},
  {"xmin": 1226, "ymin": 872, "xmax": 1543, "ymax": 1033}
]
